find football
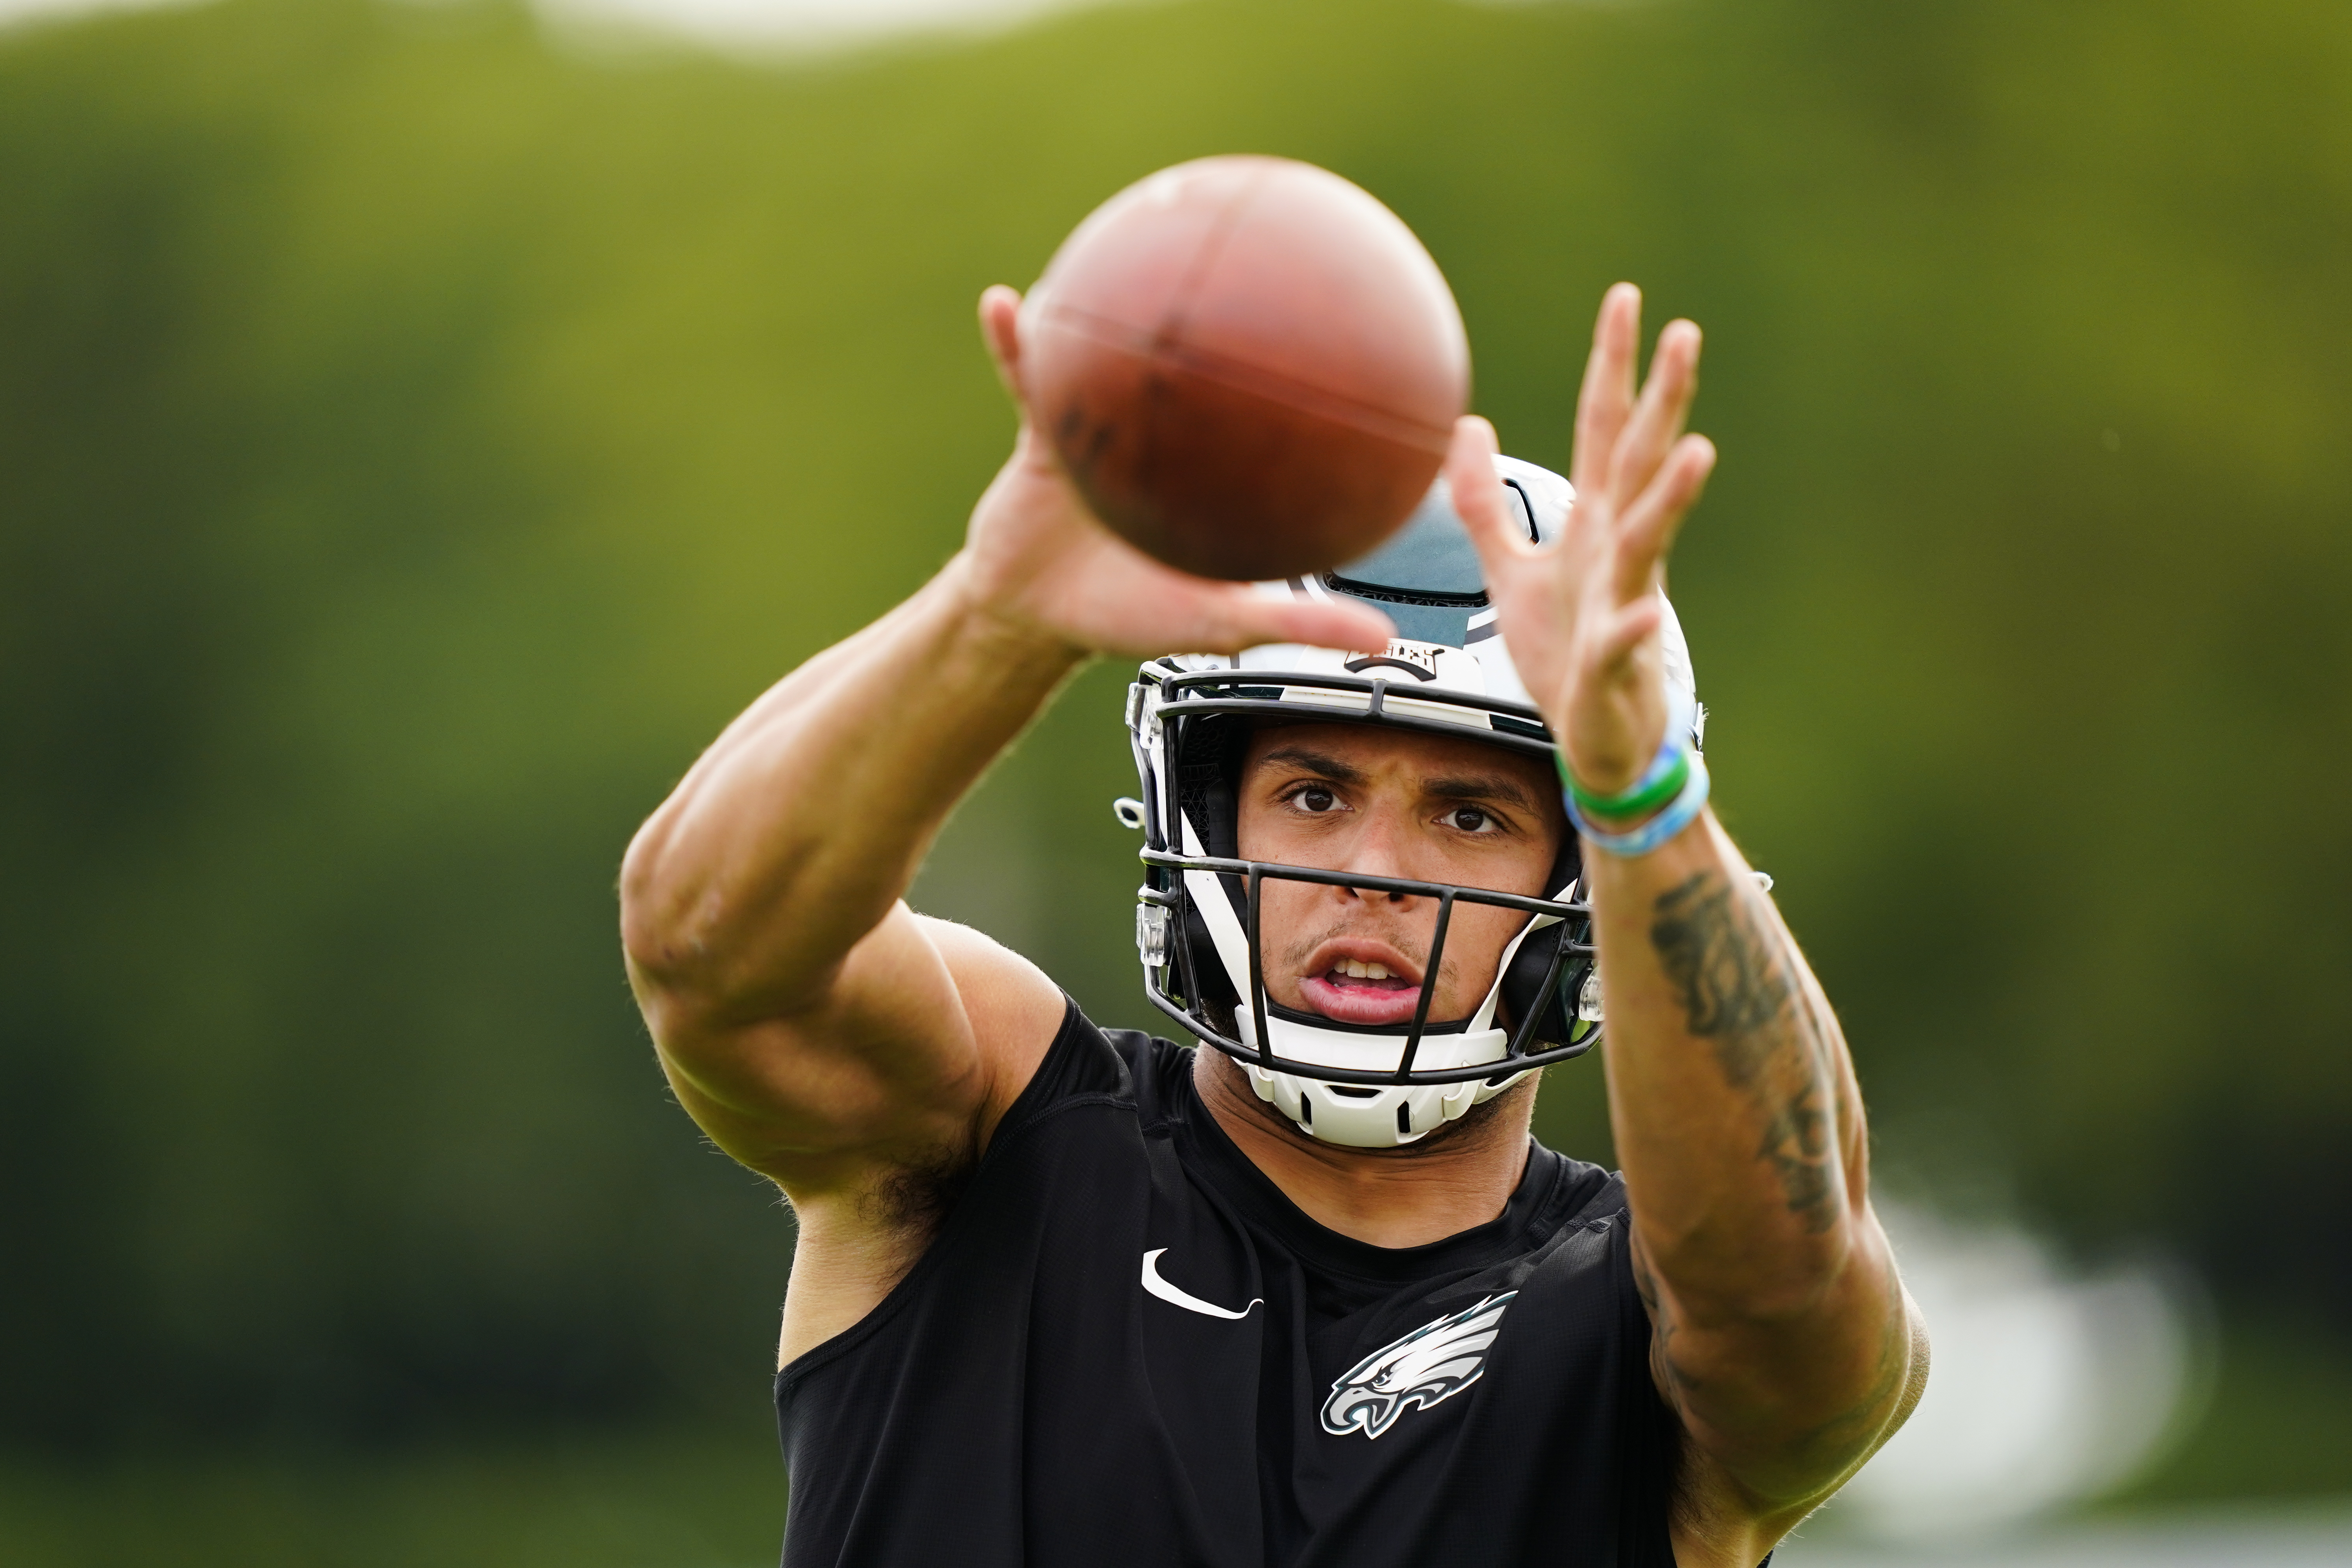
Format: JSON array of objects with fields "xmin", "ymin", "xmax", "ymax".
[{"xmin": 1020, "ymin": 156, "xmax": 1469, "ymax": 582}]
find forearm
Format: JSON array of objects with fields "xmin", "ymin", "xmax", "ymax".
[
  {"xmin": 620, "ymin": 552, "xmax": 1085, "ymax": 1017},
  {"xmin": 1591, "ymin": 810, "xmax": 1909, "ymax": 1490},
  {"xmin": 1596, "ymin": 811, "xmax": 1861, "ymax": 1287}
]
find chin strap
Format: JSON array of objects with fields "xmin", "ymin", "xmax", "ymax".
[{"xmin": 1233, "ymin": 1009, "xmax": 1502, "ymax": 1146}]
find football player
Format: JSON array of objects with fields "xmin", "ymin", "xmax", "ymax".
[{"xmin": 620, "ymin": 282, "xmax": 1926, "ymax": 1568}]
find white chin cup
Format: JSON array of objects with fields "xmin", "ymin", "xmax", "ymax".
[{"xmin": 1232, "ymin": 1008, "xmax": 1527, "ymax": 1149}]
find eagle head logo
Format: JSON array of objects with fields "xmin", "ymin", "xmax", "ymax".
[{"xmin": 1320, "ymin": 1292, "xmax": 1517, "ymax": 1439}]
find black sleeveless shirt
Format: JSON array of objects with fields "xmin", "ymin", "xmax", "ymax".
[{"xmin": 774, "ymin": 1001, "xmax": 1684, "ymax": 1567}]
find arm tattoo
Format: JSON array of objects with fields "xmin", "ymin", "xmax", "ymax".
[
  {"xmin": 1651, "ymin": 871, "xmax": 1839, "ymax": 1232},
  {"xmin": 1759, "ymin": 1095, "xmax": 1836, "ymax": 1232},
  {"xmin": 1650, "ymin": 873, "xmax": 1794, "ymax": 1079}
]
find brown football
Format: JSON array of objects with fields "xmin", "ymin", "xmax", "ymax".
[{"xmin": 1019, "ymin": 156, "xmax": 1469, "ymax": 582}]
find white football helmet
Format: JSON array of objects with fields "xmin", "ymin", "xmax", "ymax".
[{"xmin": 1119, "ymin": 454, "xmax": 1702, "ymax": 1149}]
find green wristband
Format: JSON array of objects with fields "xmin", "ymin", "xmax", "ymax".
[{"xmin": 1557, "ymin": 746, "xmax": 1691, "ymax": 822}]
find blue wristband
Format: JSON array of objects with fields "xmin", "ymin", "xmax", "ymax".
[{"xmin": 1565, "ymin": 748, "xmax": 1711, "ymax": 856}]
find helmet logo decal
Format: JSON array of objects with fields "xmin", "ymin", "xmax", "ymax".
[
  {"xmin": 1320, "ymin": 1292, "xmax": 1517, "ymax": 1439},
  {"xmin": 1342, "ymin": 639, "xmax": 1443, "ymax": 681}
]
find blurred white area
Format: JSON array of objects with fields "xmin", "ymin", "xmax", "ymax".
[
  {"xmin": 1837, "ymin": 1205, "xmax": 2204, "ymax": 1539},
  {"xmin": 0, "ymin": 0, "xmax": 1134, "ymax": 49},
  {"xmin": 532, "ymin": 0, "xmax": 1131, "ymax": 54},
  {"xmin": 0, "ymin": 0, "xmax": 1604, "ymax": 43},
  {"xmin": 1779, "ymin": 1508, "xmax": 2352, "ymax": 1567},
  {"xmin": 0, "ymin": 0, "xmax": 200, "ymax": 31}
]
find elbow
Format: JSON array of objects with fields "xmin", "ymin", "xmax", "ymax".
[
  {"xmin": 1661, "ymin": 1227, "xmax": 1922, "ymax": 1504},
  {"xmin": 618, "ymin": 815, "xmax": 702, "ymax": 993},
  {"xmin": 618, "ymin": 813, "xmax": 832, "ymax": 1030},
  {"xmin": 618, "ymin": 833, "xmax": 737, "ymax": 1060}
]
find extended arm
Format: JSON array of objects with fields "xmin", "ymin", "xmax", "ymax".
[
  {"xmin": 1591, "ymin": 815, "xmax": 1923, "ymax": 1535},
  {"xmin": 619, "ymin": 566, "xmax": 1082, "ymax": 1187},
  {"xmin": 1454, "ymin": 287, "xmax": 1923, "ymax": 1560},
  {"xmin": 619, "ymin": 287, "xmax": 1390, "ymax": 1204}
]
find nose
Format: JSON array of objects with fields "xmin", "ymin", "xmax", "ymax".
[{"xmin": 1334, "ymin": 802, "xmax": 1418, "ymax": 904}]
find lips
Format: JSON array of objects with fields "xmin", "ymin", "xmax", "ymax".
[{"xmin": 1294, "ymin": 947, "xmax": 1427, "ymax": 1026}]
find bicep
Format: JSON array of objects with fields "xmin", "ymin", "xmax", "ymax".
[{"xmin": 638, "ymin": 903, "xmax": 1060, "ymax": 1190}]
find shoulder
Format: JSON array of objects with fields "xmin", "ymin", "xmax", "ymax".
[
  {"xmin": 983, "ymin": 1009, "xmax": 1199, "ymax": 1154},
  {"xmin": 1109, "ymin": 1026, "xmax": 1197, "ymax": 1125},
  {"xmin": 915, "ymin": 915, "xmax": 1076, "ymax": 1139},
  {"xmin": 916, "ymin": 912, "xmax": 1190, "ymax": 1147},
  {"xmin": 1524, "ymin": 1140, "xmax": 1630, "ymax": 1233}
]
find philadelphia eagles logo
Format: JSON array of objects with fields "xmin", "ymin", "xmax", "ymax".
[{"xmin": 1320, "ymin": 1292, "xmax": 1517, "ymax": 1439}]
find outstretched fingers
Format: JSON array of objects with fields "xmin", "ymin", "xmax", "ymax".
[
  {"xmin": 1610, "ymin": 435, "xmax": 1716, "ymax": 604},
  {"xmin": 1608, "ymin": 320, "xmax": 1702, "ymax": 512},
  {"xmin": 1572, "ymin": 285, "xmax": 1643, "ymax": 501},
  {"xmin": 1446, "ymin": 417, "xmax": 1528, "ymax": 574}
]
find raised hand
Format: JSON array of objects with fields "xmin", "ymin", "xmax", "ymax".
[
  {"xmin": 959, "ymin": 286, "xmax": 1393, "ymax": 661},
  {"xmin": 1449, "ymin": 285, "xmax": 1716, "ymax": 798}
]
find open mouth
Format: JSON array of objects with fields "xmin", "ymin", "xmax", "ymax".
[{"xmin": 1296, "ymin": 955, "xmax": 1427, "ymax": 1027}]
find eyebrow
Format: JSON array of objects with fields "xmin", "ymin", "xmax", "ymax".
[
  {"xmin": 1253, "ymin": 746, "xmax": 1539, "ymax": 813},
  {"xmin": 1252, "ymin": 745, "xmax": 1366, "ymax": 785},
  {"xmin": 1425, "ymin": 773, "xmax": 1539, "ymax": 812}
]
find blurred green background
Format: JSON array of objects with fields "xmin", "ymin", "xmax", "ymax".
[{"xmin": 3, "ymin": 0, "xmax": 2348, "ymax": 1559}]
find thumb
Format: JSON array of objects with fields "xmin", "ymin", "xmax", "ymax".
[
  {"xmin": 1185, "ymin": 584, "xmax": 1394, "ymax": 657},
  {"xmin": 1445, "ymin": 417, "xmax": 1524, "ymax": 577},
  {"xmin": 978, "ymin": 285, "xmax": 1027, "ymax": 405}
]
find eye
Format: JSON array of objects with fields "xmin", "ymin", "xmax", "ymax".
[
  {"xmin": 1292, "ymin": 784, "xmax": 1341, "ymax": 814},
  {"xmin": 1443, "ymin": 806, "xmax": 1499, "ymax": 835}
]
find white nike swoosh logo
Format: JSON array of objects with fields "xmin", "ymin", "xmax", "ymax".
[{"xmin": 1140, "ymin": 1248, "xmax": 1263, "ymax": 1320}]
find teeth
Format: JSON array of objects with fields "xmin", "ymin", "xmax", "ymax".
[
  {"xmin": 1366, "ymin": 962, "xmax": 1390, "ymax": 980},
  {"xmin": 1335, "ymin": 960, "xmax": 1395, "ymax": 982}
]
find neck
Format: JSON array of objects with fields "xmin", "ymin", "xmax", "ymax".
[{"xmin": 1192, "ymin": 1048, "xmax": 1535, "ymax": 1249}]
